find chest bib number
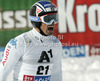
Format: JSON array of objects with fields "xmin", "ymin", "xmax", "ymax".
[
  {"xmin": 36, "ymin": 64, "xmax": 53, "ymax": 75},
  {"xmin": 37, "ymin": 65, "xmax": 49, "ymax": 75},
  {"xmin": 23, "ymin": 64, "xmax": 52, "ymax": 81}
]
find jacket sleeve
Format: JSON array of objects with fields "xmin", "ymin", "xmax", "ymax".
[
  {"xmin": 51, "ymin": 42, "xmax": 63, "ymax": 81},
  {"xmin": 0, "ymin": 37, "xmax": 24, "ymax": 81}
]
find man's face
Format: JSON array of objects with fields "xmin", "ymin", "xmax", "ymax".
[{"xmin": 40, "ymin": 22, "xmax": 55, "ymax": 36}]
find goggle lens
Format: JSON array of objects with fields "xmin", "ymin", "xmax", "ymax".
[{"xmin": 43, "ymin": 14, "xmax": 58, "ymax": 24}]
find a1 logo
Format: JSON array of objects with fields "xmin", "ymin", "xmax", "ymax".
[{"xmin": 38, "ymin": 49, "xmax": 53, "ymax": 63}]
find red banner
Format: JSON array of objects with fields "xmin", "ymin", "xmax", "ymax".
[{"xmin": 52, "ymin": 0, "xmax": 100, "ymax": 46}]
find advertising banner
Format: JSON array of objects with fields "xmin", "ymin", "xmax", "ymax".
[
  {"xmin": 52, "ymin": 0, "xmax": 100, "ymax": 46},
  {"xmin": 52, "ymin": 0, "xmax": 100, "ymax": 58}
]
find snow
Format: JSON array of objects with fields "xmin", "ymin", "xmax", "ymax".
[{"xmin": 62, "ymin": 57, "xmax": 100, "ymax": 81}]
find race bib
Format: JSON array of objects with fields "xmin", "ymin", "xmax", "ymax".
[{"xmin": 23, "ymin": 64, "xmax": 53, "ymax": 81}]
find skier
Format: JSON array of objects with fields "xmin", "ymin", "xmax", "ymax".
[{"xmin": 0, "ymin": 1, "xmax": 62, "ymax": 81}]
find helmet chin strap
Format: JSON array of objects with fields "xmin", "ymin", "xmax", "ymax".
[
  {"xmin": 31, "ymin": 21, "xmax": 48, "ymax": 36},
  {"xmin": 39, "ymin": 27, "xmax": 48, "ymax": 36}
]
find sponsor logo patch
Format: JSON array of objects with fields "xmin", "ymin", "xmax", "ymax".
[
  {"xmin": 23, "ymin": 75, "xmax": 51, "ymax": 81},
  {"xmin": 2, "ymin": 49, "xmax": 10, "ymax": 66},
  {"xmin": 23, "ymin": 75, "xmax": 34, "ymax": 81},
  {"xmin": 36, "ymin": 6, "xmax": 42, "ymax": 15},
  {"xmin": 9, "ymin": 39, "xmax": 17, "ymax": 49}
]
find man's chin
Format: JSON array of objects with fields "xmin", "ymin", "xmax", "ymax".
[{"xmin": 48, "ymin": 31, "xmax": 54, "ymax": 35}]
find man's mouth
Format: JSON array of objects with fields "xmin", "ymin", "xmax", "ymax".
[{"xmin": 48, "ymin": 26, "xmax": 54, "ymax": 31}]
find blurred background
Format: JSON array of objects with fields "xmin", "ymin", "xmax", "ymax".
[{"xmin": 1, "ymin": 0, "xmax": 100, "ymax": 81}]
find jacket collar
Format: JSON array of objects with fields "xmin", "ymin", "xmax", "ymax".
[{"xmin": 30, "ymin": 27, "xmax": 55, "ymax": 43}]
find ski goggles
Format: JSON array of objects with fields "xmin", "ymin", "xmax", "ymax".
[{"xmin": 29, "ymin": 13, "xmax": 58, "ymax": 25}]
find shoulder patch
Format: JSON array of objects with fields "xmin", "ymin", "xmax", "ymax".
[
  {"xmin": 23, "ymin": 34, "xmax": 32, "ymax": 43},
  {"xmin": 9, "ymin": 39, "xmax": 17, "ymax": 49}
]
